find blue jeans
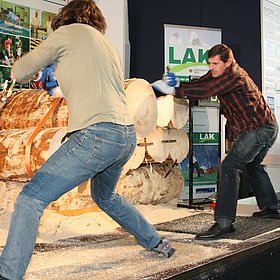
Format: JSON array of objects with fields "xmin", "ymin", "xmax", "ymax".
[
  {"xmin": 0, "ymin": 123, "xmax": 161, "ymax": 280},
  {"xmin": 215, "ymin": 120, "xmax": 279, "ymax": 223}
]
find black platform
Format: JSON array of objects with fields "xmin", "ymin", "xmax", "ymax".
[
  {"xmin": 168, "ymin": 235, "xmax": 280, "ymax": 280},
  {"xmin": 156, "ymin": 212, "xmax": 280, "ymax": 240},
  {"xmin": 154, "ymin": 212, "xmax": 280, "ymax": 280}
]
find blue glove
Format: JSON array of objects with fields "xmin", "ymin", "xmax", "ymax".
[
  {"xmin": 39, "ymin": 64, "xmax": 60, "ymax": 96},
  {"xmin": 163, "ymin": 72, "xmax": 180, "ymax": 87},
  {"xmin": 151, "ymin": 72, "xmax": 180, "ymax": 97}
]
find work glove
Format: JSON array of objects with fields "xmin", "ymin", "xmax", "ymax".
[
  {"xmin": 151, "ymin": 72, "xmax": 180, "ymax": 97},
  {"xmin": 163, "ymin": 72, "xmax": 180, "ymax": 87},
  {"xmin": 50, "ymin": 86, "xmax": 64, "ymax": 97}
]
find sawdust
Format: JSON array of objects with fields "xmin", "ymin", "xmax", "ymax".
[
  {"xmin": 0, "ymin": 180, "xmax": 221, "ymax": 280},
  {"xmin": 0, "ymin": 180, "xmax": 196, "ymax": 246},
  {"xmin": 2, "ymin": 181, "xmax": 279, "ymax": 279}
]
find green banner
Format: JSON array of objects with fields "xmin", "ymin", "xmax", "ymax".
[{"xmin": 192, "ymin": 132, "xmax": 219, "ymax": 144}]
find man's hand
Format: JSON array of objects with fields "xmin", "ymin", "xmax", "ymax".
[
  {"xmin": 151, "ymin": 72, "xmax": 179, "ymax": 97},
  {"xmin": 163, "ymin": 72, "xmax": 180, "ymax": 87}
]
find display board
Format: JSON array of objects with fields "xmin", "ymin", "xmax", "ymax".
[
  {"xmin": 0, "ymin": 0, "xmax": 129, "ymax": 89},
  {"xmin": 164, "ymin": 24, "xmax": 221, "ymax": 200},
  {"xmin": 261, "ymin": 0, "xmax": 280, "ymax": 163},
  {"xmin": 0, "ymin": 0, "xmax": 57, "ymax": 89},
  {"xmin": 180, "ymin": 107, "xmax": 220, "ymax": 199},
  {"xmin": 164, "ymin": 24, "xmax": 221, "ymax": 82}
]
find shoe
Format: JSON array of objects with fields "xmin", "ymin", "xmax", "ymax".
[
  {"xmin": 252, "ymin": 207, "xmax": 280, "ymax": 219},
  {"xmin": 195, "ymin": 222, "xmax": 235, "ymax": 240},
  {"xmin": 152, "ymin": 239, "xmax": 175, "ymax": 258}
]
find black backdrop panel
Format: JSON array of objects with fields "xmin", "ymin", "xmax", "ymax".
[
  {"xmin": 127, "ymin": 0, "xmax": 261, "ymax": 88},
  {"xmin": 128, "ymin": 0, "xmax": 202, "ymax": 82},
  {"xmin": 201, "ymin": 0, "xmax": 261, "ymax": 88}
]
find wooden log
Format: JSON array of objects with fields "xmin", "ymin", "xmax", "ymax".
[
  {"xmin": 0, "ymin": 180, "xmax": 24, "ymax": 212},
  {"xmin": 0, "ymin": 89, "xmax": 68, "ymax": 130},
  {"xmin": 168, "ymin": 128, "xmax": 189, "ymax": 163},
  {"xmin": 116, "ymin": 163, "xmax": 184, "ymax": 205},
  {"xmin": 169, "ymin": 97, "xmax": 189, "ymax": 129},
  {"xmin": 48, "ymin": 186, "xmax": 97, "ymax": 212},
  {"xmin": 145, "ymin": 127, "xmax": 189, "ymax": 164},
  {"xmin": 77, "ymin": 179, "xmax": 91, "ymax": 196},
  {"xmin": 122, "ymin": 138, "xmax": 146, "ymax": 174},
  {"xmin": 156, "ymin": 96, "xmax": 189, "ymax": 129},
  {"xmin": 124, "ymin": 78, "xmax": 137, "ymax": 89},
  {"xmin": 0, "ymin": 127, "xmax": 67, "ymax": 181},
  {"xmin": 145, "ymin": 127, "xmax": 170, "ymax": 163},
  {"xmin": 156, "ymin": 95, "xmax": 174, "ymax": 127},
  {"xmin": 125, "ymin": 79, "xmax": 158, "ymax": 138},
  {"xmin": 0, "ymin": 180, "xmax": 97, "ymax": 213}
]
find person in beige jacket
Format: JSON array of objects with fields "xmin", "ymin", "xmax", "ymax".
[{"xmin": 0, "ymin": 1, "xmax": 174, "ymax": 279}]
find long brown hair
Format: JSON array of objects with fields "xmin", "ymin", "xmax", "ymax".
[{"xmin": 51, "ymin": 0, "xmax": 106, "ymax": 34}]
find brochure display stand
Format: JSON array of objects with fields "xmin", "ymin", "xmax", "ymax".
[{"xmin": 178, "ymin": 76, "xmax": 220, "ymax": 209}]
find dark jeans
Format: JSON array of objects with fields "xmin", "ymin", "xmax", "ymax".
[{"xmin": 215, "ymin": 120, "xmax": 279, "ymax": 223}]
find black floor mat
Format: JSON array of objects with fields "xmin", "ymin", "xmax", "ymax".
[{"xmin": 155, "ymin": 213, "xmax": 280, "ymax": 240}]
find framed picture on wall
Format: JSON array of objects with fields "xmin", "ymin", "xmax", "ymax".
[
  {"xmin": 42, "ymin": 0, "xmax": 70, "ymax": 6},
  {"xmin": 0, "ymin": 0, "xmax": 30, "ymax": 37}
]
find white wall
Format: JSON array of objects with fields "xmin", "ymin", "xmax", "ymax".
[{"xmin": 98, "ymin": 0, "xmax": 130, "ymax": 78}]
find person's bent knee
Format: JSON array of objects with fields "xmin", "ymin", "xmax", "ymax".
[
  {"xmin": 92, "ymin": 193, "xmax": 121, "ymax": 212},
  {"xmin": 220, "ymin": 155, "xmax": 244, "ymax": 173},
  {"xmin": 15, "ymin": 193, "xmax": 46, "ymax": 215}
]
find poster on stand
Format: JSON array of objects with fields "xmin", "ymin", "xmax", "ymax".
[
  {"xmin": 180, "ymin": 107, "xmax": 220, "ymax": 199},
  {"xmin": 164, "ymin": 24, "xmax": 221, "ymax": 200},
  {"xmin": 164, "ymin": 24, "xmax": 221, "ymax": 82}
]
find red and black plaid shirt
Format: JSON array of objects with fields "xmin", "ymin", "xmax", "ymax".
[{"xmin": 175, "ymin": 63, "xmax": 276, "ymax": 140}]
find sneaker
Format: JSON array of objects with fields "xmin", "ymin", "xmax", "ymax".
[
  {"xmin": 252, "ymin": 207, "xmax": 280, "ymax": 219},
  {"xmin": 152, "ymin": 239, "xmax": 175, "ymax": 258}
]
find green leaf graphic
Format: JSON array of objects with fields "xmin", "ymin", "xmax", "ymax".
[{"xmin": 169, "ymin": 62, "xmax": 208, "ymax": 72}]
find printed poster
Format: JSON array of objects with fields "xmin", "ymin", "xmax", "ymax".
[
  {"xmin": 0, "ymin": 0, "xmax": 56, "ymax": 90},
  {"xmin": 42, "ymin": 0, "xmax": 70, "ymax": 6},
  {"xmin": 164, "ymin": 24, "xmax": 221, "ymax": 200},
  {"xmin": 180, "ymin": 107, "xmax": 220, "ymax": 199},
  {"xmin": 164, "ymin": 24, "xmax": 221, "ymax": 82}
]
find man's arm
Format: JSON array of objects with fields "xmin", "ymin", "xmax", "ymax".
[
  {"xmin": 175, "ymin": 68, "xmax": 241, "ymax": 100},
  {"xmin": 175, "ymin": 71, "xmax": 216, "ymax": 100}
]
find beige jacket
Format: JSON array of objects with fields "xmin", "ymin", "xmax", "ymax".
[{"xmin": 12, "ymin": 23, "xmax": 132, "ymax": 132}]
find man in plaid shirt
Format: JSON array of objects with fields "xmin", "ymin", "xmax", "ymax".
[{"xmin": 174, "ymin": 44, "xmax": 280, "ymax": 240}]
